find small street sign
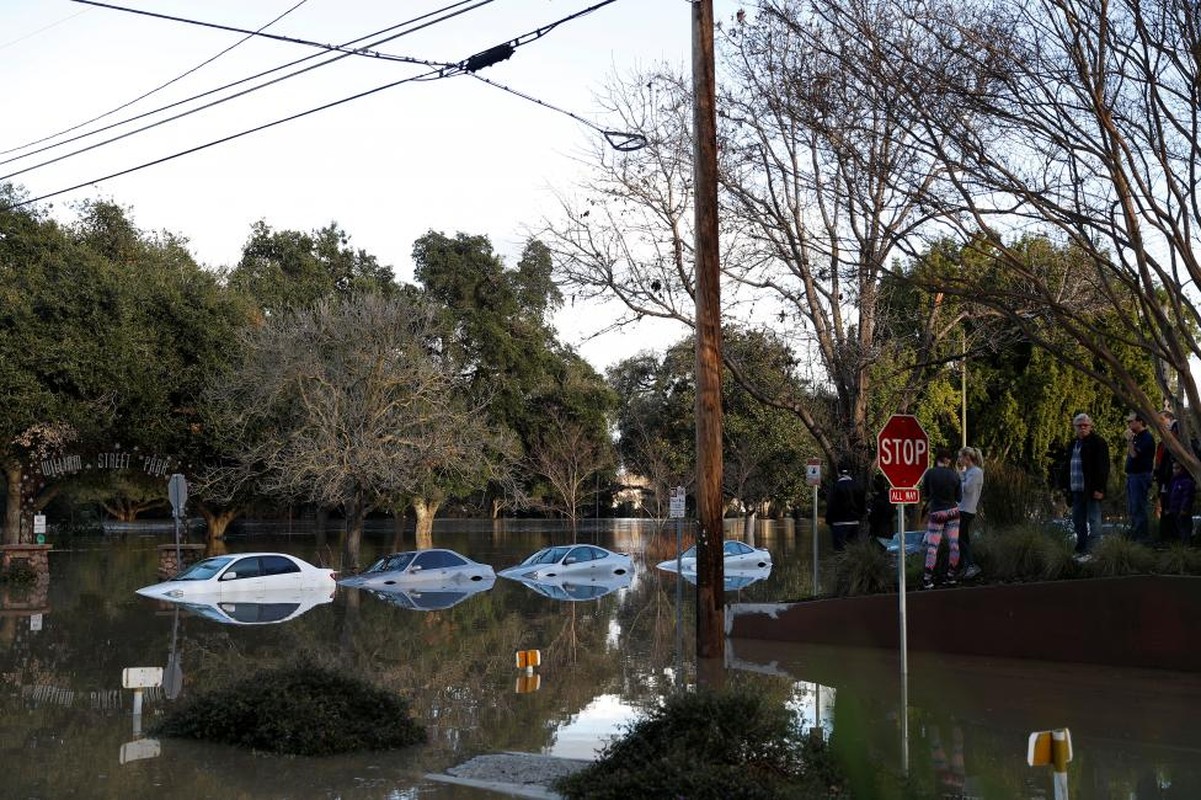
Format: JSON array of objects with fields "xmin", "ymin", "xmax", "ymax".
[
  {"xmin": 167, "ymin": 474, "xmax": 188, "ymax": 519},
  {"xmin": 889, "ymin": 487, "xmax": 919, "ymax": 505},
  {"xmin": 805, "ymin": 458, "xmax": 821, "ymax": 487},
  {"xmin": 877, "ymin": 415, "xmax": 930, "ymax": 490},
  {"xmin": 669, "ymin": 486, "xmax": 686, "ymax": 519},
  {"xmin": 33, "ymin": 514, "xmax": 46, "ymax": 534}
]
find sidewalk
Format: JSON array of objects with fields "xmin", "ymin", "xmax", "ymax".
[{"xmin": 425, "ymin": 752, "xmax": 591, "ymax": 799}]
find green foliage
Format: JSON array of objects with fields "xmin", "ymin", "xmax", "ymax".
[
  {"xmin": 980, "ymin": 460, "xmax": 1051, "ymax": 527},
  {"xmin": 151, "ymin": 663, "xmax": 425, "ymax": 756},
  {"xmin": 1085, "ymin": 535, "xmax": 1157, "ymax": 577},
  {"xmin": 830, "ymin": 538, "xmax": 894, "ymax": 596},
  {"xmin": 554, "ymin": 686, "xmax": 836, "ymax": 800}
]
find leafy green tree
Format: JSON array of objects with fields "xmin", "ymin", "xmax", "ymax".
[
  {"xmin": 609, "ymin": 329, "xmax": 815, "ymax": 521},
  {"xmin": 0, "ymin": 190, "xmax": 246, "ymax": 541},
  {"xmin": 227, "ymin": 220, "xmax": 397, "ymax": 314},
  {"xmin": 412, "ymin": 231, "xmax": 614, "ymax": 519}
]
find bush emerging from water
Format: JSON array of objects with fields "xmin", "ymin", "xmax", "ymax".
[
  {"xmin": 555, "ymin": 686, "xmax": 850, "ymax": 799},
  {"xmin": 151, "ymin": 662, "xmax": 425, "ymax": 756}
]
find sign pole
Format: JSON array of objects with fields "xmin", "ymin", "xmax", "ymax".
[
  {"xmin": 876, "ymin": 414, "xmax": 929, "ymax": 781},
  {"xmin": 806, "ymin": 459, "xmax": 822, "ymax": 596}
]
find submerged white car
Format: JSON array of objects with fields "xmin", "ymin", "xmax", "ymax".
[
  {"xmin": 656, "ymin": 540, "xmax": 773, "ymax": 573},
  {"xmin": 337, "ymin": 548, "xmax": 494, "ymax": 589},
  {"xmin": 498, "ymin": 544, "xmax": 633, "ymax": 581},
  {"xmin": 135, "ymin": 553, "xmax": 337, "ymax": 600}
]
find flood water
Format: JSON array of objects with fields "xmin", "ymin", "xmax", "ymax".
[{"xmin": 2, "ymin": 517, "xmax": 1200, "ymax": 799}]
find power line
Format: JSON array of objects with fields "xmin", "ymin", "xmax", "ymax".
[
  {"xmin": 69, "ymin": 0, "xmax": 444, "ymax": 67},
  {"xmin": 0, "ymin": 0, "xmax": 492, "ymax": 170},
  {"xmin": 1, "ymin": 1, "xmax": 312, "ymax": 157},
  {"xmin": 2, "ymin": 0, "xmax": 642, "ymax": 210},
  {"xmin": 0, "ymin": 9, "xmax": 89, "ymax": 51},
  {"xmin": 0, "ymin": 1, "xmax": 494, "ymax": 179}
]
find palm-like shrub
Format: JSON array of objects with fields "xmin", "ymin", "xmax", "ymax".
[
  {"xmin": 1084, "ymin": 534, "xmax": 1157, "ymax": 577},
  {"xmin": 830, "ymin": 538, "xmax": 895, "ymax": 596}
]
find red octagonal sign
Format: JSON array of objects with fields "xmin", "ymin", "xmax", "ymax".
[{"xmin": 877, "ymin": 414, "xmax": 930, "ymax": 490}]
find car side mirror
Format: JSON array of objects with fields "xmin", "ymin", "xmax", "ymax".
[{"xmin": 220, "ymin": 571, "xmax": 237, "ymax": 580}]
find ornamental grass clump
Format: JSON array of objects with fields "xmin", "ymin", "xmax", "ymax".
[
  {"xmin": 974, "ymin": 526, "xmax": 1072, "ymax": 582},
  {"xmin": 555, "ymin": 686, "xmax": 839, "ymax": 800},
  {"xmin": 1085, "ymin": 534, "xmax": 1157, "ymax": 577},
  {"xmin": 151, "ymin": 663, "xmax": 425, "ymax": 756},
  {"xmin": 1155, "ymin": 542, "xmax": 1201, "ymax": 575},
  {"xmin": 830, "ymin": 538, "xmax": 894, "ymax": 596}
]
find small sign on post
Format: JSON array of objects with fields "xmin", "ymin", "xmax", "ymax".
[
  {"xmin": 805, "ymin": 458, "xmax": 821, "ymax": 487},
  {"xmin": 669, "ymin": 486, "xmax": 686, "ymax": 519}
]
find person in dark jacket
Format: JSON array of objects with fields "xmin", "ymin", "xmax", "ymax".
[
  {"xmin": 826, "ymin": 465, "xmax": 865, "ymax": 551},
  {"xmin": 921, "ymin": 449, "xmax": 962, "ymax": 589},
  {"xmin": 1125, "ymin": 411, "xmax": 1156, "ymax": 541},
  {"xmin": 1166, "ymin": 461, "xmax": 1195, "ymax": 545},
  {"xmin": 1060, "ymin": 412, "xmax": 1110, "ymax": 559},
  {"xmin": 1155, "ymin": 410, "xmax": 1180, "ymax": 540}
]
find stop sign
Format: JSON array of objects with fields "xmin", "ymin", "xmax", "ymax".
[{"xmin": 877, "ymin": 414, "xmax": 930, "ymax": 489}]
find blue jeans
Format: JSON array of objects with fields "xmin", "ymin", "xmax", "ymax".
[
  {"xmin": 1127, "ymin": 472, "xmax": 1153, "ymax": 540},
  {"xmin": 1071, "ymin": 491, "xmax": 1102, "ymax": 553}
]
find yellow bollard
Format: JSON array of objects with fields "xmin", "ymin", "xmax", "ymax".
[
  {"xmin": 515, "ymin": 649, "xmax": 541, "ymax": 673},
  {"xmin": 1027, "ymin": 727, "xmax": 1073, "ymax": 800}
]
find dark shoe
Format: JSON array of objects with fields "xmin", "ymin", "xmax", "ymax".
[
  {"xmin": 920, "ymin": 574, "xmax": 935, "ymax": 590},
  {"xmin": 943, "ymin": 571, "xmax": 958, "ymax": 587}
]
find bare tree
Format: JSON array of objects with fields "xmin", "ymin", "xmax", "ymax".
[
  {"xmin": 204, "ymin": 294, "xmax": 505, "ymax": 567},
  {"xmin": 817, "ymin": 0, "xmax": 1201, "ymax": 471},
  {"xmin": 521, "ymin": 410, "xmax": 614, "ymax": 536},
  {"xmin": 544, "ymin": 3, "xmax": 987, "ymax": 469}
]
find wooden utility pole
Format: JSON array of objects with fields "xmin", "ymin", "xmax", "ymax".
[{"xmin": 692, "ymin": 0, "xmax": 725, "ymax": 669}]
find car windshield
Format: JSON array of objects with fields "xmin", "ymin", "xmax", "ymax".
[
  {"xmin": 678, "ymin": 546, "xmax": 697, "ymax": 559},
  {"xmin": 365, "ymin": 552, "xmax": 417, "ymax": 573},
  {"xmin": 172, "ymin": 556, "xmax": 234, "ymax": 582},
  {"xmin": 522, "ymin": 546, "xmax": 573, "ymax": 566}
]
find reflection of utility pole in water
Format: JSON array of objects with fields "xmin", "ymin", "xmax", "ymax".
[{"xmin": 168, "ymin": 474, "xmax": 187, "ymax": 566}]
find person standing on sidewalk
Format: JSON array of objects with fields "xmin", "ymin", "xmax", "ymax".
[
  {"xmin": 1125, "ymin": 411, "xmax": 1155, "ymax": 541},
  {"xmin": 1060, "ymin": 413, "xmax": 1109, "ymax": 560},
  {"xmin": 826, "ymin": 463, "xmax": 865, "ymax": 551},
  {"xmin": 957, "ymin": 447, "xmax": 984, "ymax": 580},
  {"xmin": 921, "ymin": 449, "xmax": 962, "ymax": 589}
]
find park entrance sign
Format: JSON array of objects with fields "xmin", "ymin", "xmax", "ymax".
[{"xmin": 877, "ymin": 414, "xmax": 929, "ymax": 504}]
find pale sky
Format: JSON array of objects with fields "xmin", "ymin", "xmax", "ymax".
[{"xmin": 1, "ymin": 0, "xmax": 728, "ymax": 369}]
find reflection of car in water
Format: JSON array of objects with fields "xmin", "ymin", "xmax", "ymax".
[
  {"xmin": 677, "ymin": 565, "xmax": 772, "ymax": 592},
  {"xmin": 338, "ymin": 548, "xmax": 494, "ymax": 589},
  {"xmin": 655, "ymin": 540, "xmax": 772, "ymax": 574},
  {"xmin": 173, "ymin": 587, "xmax": 335, "ymax": 625},
  {"xmin": 508, "ymin": 571, "xmax": 632, "ymax": 602},
  {"xmin": 499, "ymin": 545, "xmax": 633, "ymax": 581},
  {"xmin": 360, "ymin": 574, "xmax": 497, "ymax": 611},
  {"xmin": 135, "ymin": 552, "xmax": 337, "ymax": 600}
]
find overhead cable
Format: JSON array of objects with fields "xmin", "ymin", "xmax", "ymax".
[
  {"xmin": 0, "ymin": 0, "xmax": 493, "ymax": 177},
  {"xmin": 1, "ymin": 0, "xmax": 311, "ymax": 157}
]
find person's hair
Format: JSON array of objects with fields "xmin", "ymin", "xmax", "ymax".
[
  {"xmin": 935, "ymin": 447, "xmax": 954, "ymax": 464},
  {"xmin": 958, "ymin": 446, "xmax": 983, "ymax": 468},
  {"xmin": 1162, "ymin": 410, "xmax": 1177, "ymax": 420},
  {"xmin": 1073, "ymin": 413, "xmax": 1092, "ymax": 426},
  {"xmin": 1128, "ymin": 411, "xmax": 1146, "ymax": 423}
]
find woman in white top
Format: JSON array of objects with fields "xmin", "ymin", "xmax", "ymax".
[{"xmin": 958, "ymin": 447, "xmax": 985, "ymax": 579}]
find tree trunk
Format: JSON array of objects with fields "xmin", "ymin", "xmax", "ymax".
[
  {"xmin": 412, "ymin": 497, "xmax": 441, "ymax": 549},
  {"xmin": 391, "ymin": 509, "xmax": 406, "ymax": 552},
  {"xmin": 4, "ymin": 462, "xmax": 23, "ymax": 545},
  {"xmin": 315, "ymin": 507, "xmax": 329, "ymax": 548},
  {"xmin": 342, "ymin": 495, "xmax": 366, "ymax": 570},
  {"xmin": 198, "ymin": 505, "xmax": 240, "ymax": 542}
]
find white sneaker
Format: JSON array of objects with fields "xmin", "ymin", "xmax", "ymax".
[
  {"xmin": 1073, "ymin": 553, "xmax": 1092, "ymax": 563},
  {"xmin": 962, "ymin": 564, "xmax": 982, "ymax": 580}
]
